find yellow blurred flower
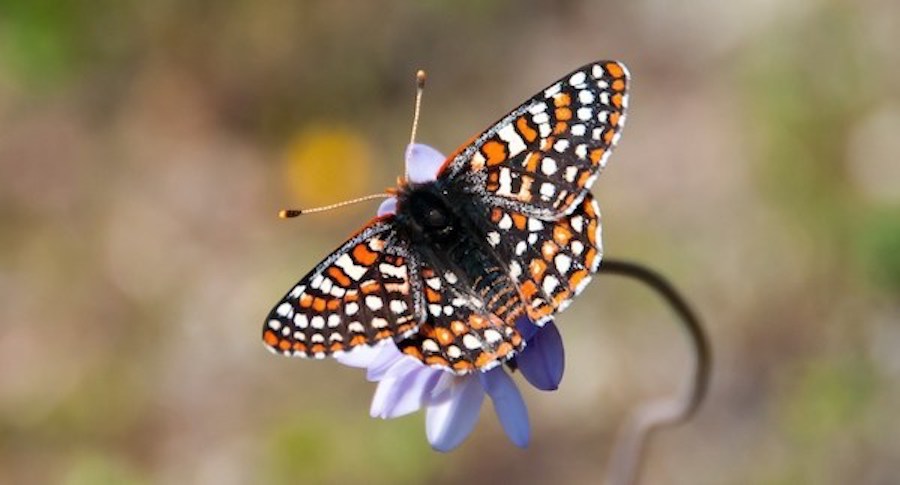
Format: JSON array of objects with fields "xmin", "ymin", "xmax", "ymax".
[{"xmin": 282, "ymin": 125, "xmax": 373, "ymax": 208}]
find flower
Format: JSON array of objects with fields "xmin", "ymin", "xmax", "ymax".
[{"xmin": 335, "ymin": 144, "xmax": 566, "ymax": 451}]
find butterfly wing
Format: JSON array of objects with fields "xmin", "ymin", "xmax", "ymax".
[
  {"xmin": 439, "ymin": 61, "xmax": 629, "ymax": 219},
  {"xmin": 396, "ymin": 265, "xmax": 525, "ymax": 375},
  {"xmin": 483, "ymin": 192, "xmax": 603, "ymax": 325},
  {"xmin": 262, "ymin": 217, "xmax": 424, "ymax": 358}
]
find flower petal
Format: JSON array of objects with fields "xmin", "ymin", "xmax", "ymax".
[
  {"xmin": 479, "ymin": 368, "xmax": 530, "ymax": 448},
  {"xmin": 406, "ymin": 144, "xmax": 445, "ymax": 184},
  {"xmin": 366, "ymin": 343, "xmax": 406, "ymax": 382},
  {"xmin": 518, "ymin": 320, "xmax": 565, "ymax": 391},
  {"xmin": 515, "ymin": 315, "xmax": 541, "ymax": 341},
  {"xmin": 377, "ymin": 197, "xmax": 397, "ymax": 216},
  {"xmin": 370, "ymin": 360, "xmax": 442, "ymax": 419},
  {"xmin": 425, "ymin": 376, "xmax": 484, "ymax": 452},
  {"xmin": 334, "ymin": 341, "xmax": 389, "ymax": 368}
]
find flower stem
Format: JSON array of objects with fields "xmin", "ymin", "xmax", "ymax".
[{"xmin": 597, "ymin": 258, "xmax": 711, "ymax": 485}]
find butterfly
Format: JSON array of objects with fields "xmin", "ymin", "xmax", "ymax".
[{"xmin": 263, "ymin": 61, "xmax": 629, "ymax": 374}]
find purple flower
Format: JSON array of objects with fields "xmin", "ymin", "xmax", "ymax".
[{"xmin": 336, "ymin": 144, "xmax": 565, "ymax": 451}]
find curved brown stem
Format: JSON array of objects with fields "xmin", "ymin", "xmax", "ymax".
[{"xmin": 597, "ymin": 259, "xmax": 711, "ymax": 485}]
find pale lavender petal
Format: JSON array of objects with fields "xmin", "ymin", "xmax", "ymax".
[
  {"xmin": 366, "ymin": 343, "xmax": 406, "ymax": 382},
  {"xmin": 377, "ymin": 197, "xmax": 397, "ymax": 216},
  {"xmin": 518, "ymin": 320, "xmax": 565, "ymax": 391},
  {"xmin": 370, "ymin": 360, "xmax": 442, "ymax": 419},
  {"xmin": 425, "ymin": 376, "xmax": 484, "ymax": 452},
  {"xmin": 426, "ymin": 372, "xmax": 455, "ymax": 405},
  {"xmin": 406, "ymin": 143, "xmax": 445, "ymax": 184},
  {"xmin": 479, "ymin": 368, "xmax": 530, "ymax": 448},
  {"xmin": 334, "ymin": 341, "xmax": 389, "ymax": 368}
]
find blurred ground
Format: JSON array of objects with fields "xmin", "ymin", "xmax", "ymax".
[{"xmin": 1, "ymin": 1, "xmax": 899, "ymax": 484}]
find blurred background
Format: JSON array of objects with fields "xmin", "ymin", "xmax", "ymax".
[{"xmin": 1, "ymin": 0, "xmax": 898, "ymax": 483}]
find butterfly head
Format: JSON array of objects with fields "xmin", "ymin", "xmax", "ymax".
[{"xmin": 394, "ymin": 182, "xmax": 457, "ymax": 243}]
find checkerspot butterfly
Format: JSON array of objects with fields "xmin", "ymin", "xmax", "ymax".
[{"xmin": 264, "ymin": 61, "xmax": 629, "ymax": 374}]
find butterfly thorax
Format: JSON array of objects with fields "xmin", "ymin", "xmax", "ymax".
[{"xmin": 394, "ymin": 181, "xmax": 524, "ymax": 324}]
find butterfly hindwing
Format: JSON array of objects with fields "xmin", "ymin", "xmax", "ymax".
[
  {"xmin": 396, "ymin": 265, "xmax": 525, "ymax": 374},
  {"xmin": 440, "ymin": 61, "xmax": 628, "ymax": 219},
  {"xmin": 263, "ymin": 218, "xmax": 422, "ymax": 358},
  {"xmin": 483, "ymin": 192, "xmax": 603, "ymax": 325}
]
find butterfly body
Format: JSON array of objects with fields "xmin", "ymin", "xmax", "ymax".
[{"xmin": 265, "ymin": 61, "xmax": 629, "ymax": 374}]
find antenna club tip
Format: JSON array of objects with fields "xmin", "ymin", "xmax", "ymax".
[
  {"xmin": 416, "ymin": 69, "xmax": 427, "ymax": 87},
  {"xmin": 278, "ymin": 209, "xmax": 302, "ymax": 219}
]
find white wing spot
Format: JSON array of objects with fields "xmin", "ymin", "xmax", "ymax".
[
  {"xmin": 515, "ymin": 241, "xmax": 527, "ymax": 256},
  {"xmin": 579, "ymin": 89, "xmax": 596, "ymax": 104},
  {"xmin": 571, "ymin": 216, "xmax": 584, "ymax": 232},
  {"xmin": 276, "ymin": 303, "xmax": 293, "ymax": 318},
  {"xmin": 365, "ymin": 295, "xmax": 383, "ymax": 311},
  {"xmin": 571, "ymin": 240, "xmax": 584, "ymax": 255},
  {"xmin": 335, "ymin": 254, "xmax": 367, "ymax": 281},
  {"xmin": 577, "ymin": 107, "xmax": 592, "ymax": 121},
  {"xmin": 541, "ymin": 157, "xmax": 558, "ymax": 175},
  {"xmin": 345, "ymin": 302, "xmax": 359, "ymax": 316},
  {"xmin": 389, "ymin": 299, "xmax": 407, "ymax": 314},
  {"xmin": 569, "ymin": 71, "xmax": 587, "ymax": 86},
  {"xmin": 510, "ymin": 261, "xmax": 522, "ymax": 279},
  {"xmin": 379, "ymin": 263, "xmax": 407, "ymax": 279},
  {"xmin": 310, "ymin": 274, "xmax": 324, "ymax": 289},
  {"xmin": 540, "ymin": 183, "xmax": 556, "ymax": 199},
  {"xmin": 544, "ymin": 83, "xmax": 562, "ymax": 97},
  {"xmin": 543, "ymin": 275, "xmax": 560, "ymax": 295},
  {"xmin": 555, "ymin": 254, "xmax": 573, "ymax": 274},
  {"xmin": 447, "ymin": 345, "xmax": 462, "ymax": 359},
  {"xmin": 422, "ymin": 339, "xmax": 440, "ymax": 353},
  {"xmin": 528, "ymin": 102, "xmax": 548, "ymax": 114},
  {"xmin": 574, "ymin": 145, "xmax": 588, "ymax": 161},
  {"xmin": 327, "ymin": 314, "xmax": 341, "ymax": 328},
  {"xmin": 462, "ymin": 334, "xmax": 482, "ymax": 350},
  {"xmin": 497, "ymin": 124, "xmax": 526, "ymax": 157},
  {"xmin": 484, "ymin": 329, "xmax": 503, "ymax": 344}
]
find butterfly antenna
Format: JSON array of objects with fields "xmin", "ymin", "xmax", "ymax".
[
  {"xmin": 278, "ymin": 193, "xmax": 391, "ymax": 218},
  {"xmin": 410, "ymin": 69, "xmax": 427, "ymax": 147},
  {"xmin": 405, "ymin": 69, "xmax": 427, "ymax": 181}
]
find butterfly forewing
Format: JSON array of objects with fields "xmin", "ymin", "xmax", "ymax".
[
  {"xmin": 263, "ymin": 218, "xmax": 423, "ymax": 358},
  {"xmin": 440, "ymin": 61, "xmax": 628, "ymax": 219}
]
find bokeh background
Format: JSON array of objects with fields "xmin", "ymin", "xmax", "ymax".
[{"xmin": 2, "ymin": 0, "xmax": 899, "ymax": 483}]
